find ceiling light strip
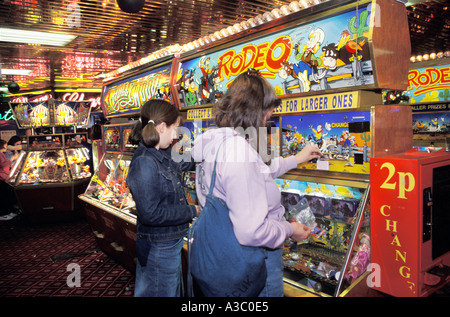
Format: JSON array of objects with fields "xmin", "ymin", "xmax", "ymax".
[{"xmin": 0, "ymin": 27, "xmax": 77, "ymax": 47}]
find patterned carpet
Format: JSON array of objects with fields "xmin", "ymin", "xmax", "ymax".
[
  {"xmin": 0, "ymin": 215, "xmax": 134, "ymax": 297},
  {"xmin": 1, "ymin": 214, "xmax": 449, "ymax": 299}
]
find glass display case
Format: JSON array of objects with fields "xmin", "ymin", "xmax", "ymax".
[
  {"xmin": 78, "ymin": 123, "xmax": 137, "ymax": 272},
  {"xmin": 8, "ymin": 133, "xmax": 92, "ymax": 221},
  {"xmin": 9, "ymin": 133, "xmax": 91, "ymax": 185},
  {"xmin": 82, "ymin": 152, "xmax": 136, "ymax": 219},
  {"xmin": 277, "ymin": 177, "xmax": 370, "ymax": 296},
  {"xmin": 15, "ymin": 149, "xmax": 70, "ymax": 184}
]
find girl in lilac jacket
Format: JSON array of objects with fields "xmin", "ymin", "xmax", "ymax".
[{"xmin": 191, "ymin": 69, "xmax": 321, "ymax": 296}]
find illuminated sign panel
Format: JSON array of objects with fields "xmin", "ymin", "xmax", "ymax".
[
  {"xmin": 177, "ymin": 6, "xmax": 374, "ymax": 108},
  {"xmin": 9, "ymin": 101, "xmax": 91, "ymax": 128},
  {"xmin": 406, "ymin": 64, "xmax": 450, "ymax": 103},
  {"xmin": 102, "ymin": 64, "xmax": 173, "ymax": 117}
]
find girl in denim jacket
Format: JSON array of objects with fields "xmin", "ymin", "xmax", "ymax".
[{"xmin": 127, "ymin": 99, "xmax": 200, "ymax": 297}]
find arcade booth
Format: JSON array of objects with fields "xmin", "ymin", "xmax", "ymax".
[
  {"xmin": 8, "ymin": 99, "xmax": 92, "ymax": 222},
  {"xmin": 176, "ymin": 0, "xmax": 414, "ymax": 297},
  {"xmin": 79, "ymin": 0, "xmax": 450, "ymax": 296}
]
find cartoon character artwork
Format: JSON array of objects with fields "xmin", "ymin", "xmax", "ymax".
[
  {"xmin": 412, "ymin": 113, "xmax": 449, "ymax": 134},
  {"xmin": 176, "ymin": 69, "xmax": 199, "ymax": 107},
  {"xmin": 177, "ymin": 56, "xmax": 224, "ymax": 107},
  {"xmin": 177, "ymin": 6, "xmax": 376, "ymax": 108},
  {"xmin": 292, "ymin": 28, "xmax": 325, "ymax": 92},
  {"xmin": 104, "ymin": 127, "xmax": 120, "ymax": 151},
  {"xmin": 281, "ymin": 111, "xmax": 371, "ymax": 173},
  {"xmin": 198, "ymin": 57, "xmax": 222, "ymax": 105},
  {"xmin": 321, "ymin": 43, "xmax": 339, "ymax": 71},
  {"xmin": 180, "ymin": 120, "xmax": 216, "ymax": 150},
  {"xmin": 279, "ymin": 8, "xmax": 373, "ymax": 94},
  {"xmin": 282, "ymin": 124, "xmax": 306, "ymax": 156},
  {"xmin": 310, "ymin": 123, "xmax": 329, "ymax": 148}
]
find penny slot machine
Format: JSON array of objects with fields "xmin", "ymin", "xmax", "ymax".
[
  {"xmin": 173, "ymin": 0, "xmax": 412, "ymax": 297},
  {"xmin": 8, "ymin": 100, "xmax": 92, "ymax": 222}
]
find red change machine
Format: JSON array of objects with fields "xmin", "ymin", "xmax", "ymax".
[{"xmin": 370, "ymin": 147, "xmax": 450, "ymax": 297}]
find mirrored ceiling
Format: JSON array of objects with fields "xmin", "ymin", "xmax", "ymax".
[{"xmin": 0, "ymin": 0, "xmax": 448, "ymax": 92}]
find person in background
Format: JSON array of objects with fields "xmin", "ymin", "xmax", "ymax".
[
  {"xmin": 83, "ymin": 128, "xmax": 94, "ymax": 173},
  {"xmin": 191, "ymin": 68, "xmax": 322, "ymax": 297},
  {"xmin": 0, "ymin": 139, "xmax": 19, "ymax": 221},
  {"xmin": 75, "ymin": 133, "xmax": 94, "ymax": 175},
  {"xmin": 5, "ymin": 135, "xmax": 23, "ymax": 164},
  {"xmin": 34, "ymin": 128, "xmax": 44, "ymax": 135},
  {"xmin": 126, "ymin": 99, "xmax": 200, "ymax": 297}
]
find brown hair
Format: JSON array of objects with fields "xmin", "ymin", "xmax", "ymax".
[
  {"xmin": 214, "ymin": 69, "xmax": 281, "ymax": 129},
  {"xmin": 128, "ymin": 99, "xmax": 181, "ymax": 147}
]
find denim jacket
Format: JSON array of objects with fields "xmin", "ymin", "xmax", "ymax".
[{"xmin": 127, "ymin": 142, "xmax": 196, "ymax": 242}]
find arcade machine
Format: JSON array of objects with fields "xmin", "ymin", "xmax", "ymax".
[
  {"xmin": 8, "ymin": 99, "xmax": 92, "ymax": 222},
  {"xmin": 276, "ymin": 104, "xmax": 411, "ymax": 297},
  {"xmin": 174, "ymin": 0, "xmax": 412, "ymax": 296},
  {"xmin": 371, "ymin": 147, "xmax": 450, "ymax": 297},
  {"xmin": 79, "ymin": 122, "xmax": 138, "ymax": 272}
]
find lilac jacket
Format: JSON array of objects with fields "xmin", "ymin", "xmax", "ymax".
[{"xmin": 191, "ymin": 127, "xmax": 297, "ymax": 249}]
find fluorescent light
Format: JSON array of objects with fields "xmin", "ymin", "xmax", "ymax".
[
  {"xmin": 6, "ymin": 89, "xmax": 52, "ymax": 97},
  {"xmin": 1, "ymin": 69, "xmax": 33, "ymax": 75},
  {"xmin": 0, "ymin": 28, "xmax": 76, "ymax": 46},
  {"xmin": 54, "ymin": 88, "xmax": 102, "ymax": 92}
]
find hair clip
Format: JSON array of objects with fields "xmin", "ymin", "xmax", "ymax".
[
  {"xmin": 148, "ymin": 119, "xmax": 155, "ymax": 124},
  {"xmin": 247, "ymin": 68, "xmax": 261, "ymax": 77}
]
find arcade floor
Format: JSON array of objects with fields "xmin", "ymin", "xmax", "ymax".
[
  {"xmin": 1, "ymin": 213, "xmax": 449, "ymax": 298},
  {"xmin": 0, "ymin": 214, "xmax": 134, "ymax": 297}
]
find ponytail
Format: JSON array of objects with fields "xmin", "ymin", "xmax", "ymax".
[
  {"xmin": 141, "ymin": 120, "xmax": 160, "ymax": 147},
  {"xmin": 128, "ymin": 99, "xmax": 180, "ymax": 148},
  {"xmin": 128, "ymin": 120, "xmax": 144, "ymax": 145}
]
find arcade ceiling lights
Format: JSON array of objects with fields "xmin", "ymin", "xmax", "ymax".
[
  {"xmin": 0, "ymin": 27, "xmax": 77, "ymax": 47},
  {"xmin": 410, "ymin": 51, "xmax": 450, "ymax": 63}
]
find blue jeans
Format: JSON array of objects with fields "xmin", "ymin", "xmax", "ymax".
[
  {"xmin": 134, "ymin": 238, "xmax": 184, "ymax": 297},
  {"xmin": 258, "ymin": 248, "xmax": 284, "ymax": 297}
]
